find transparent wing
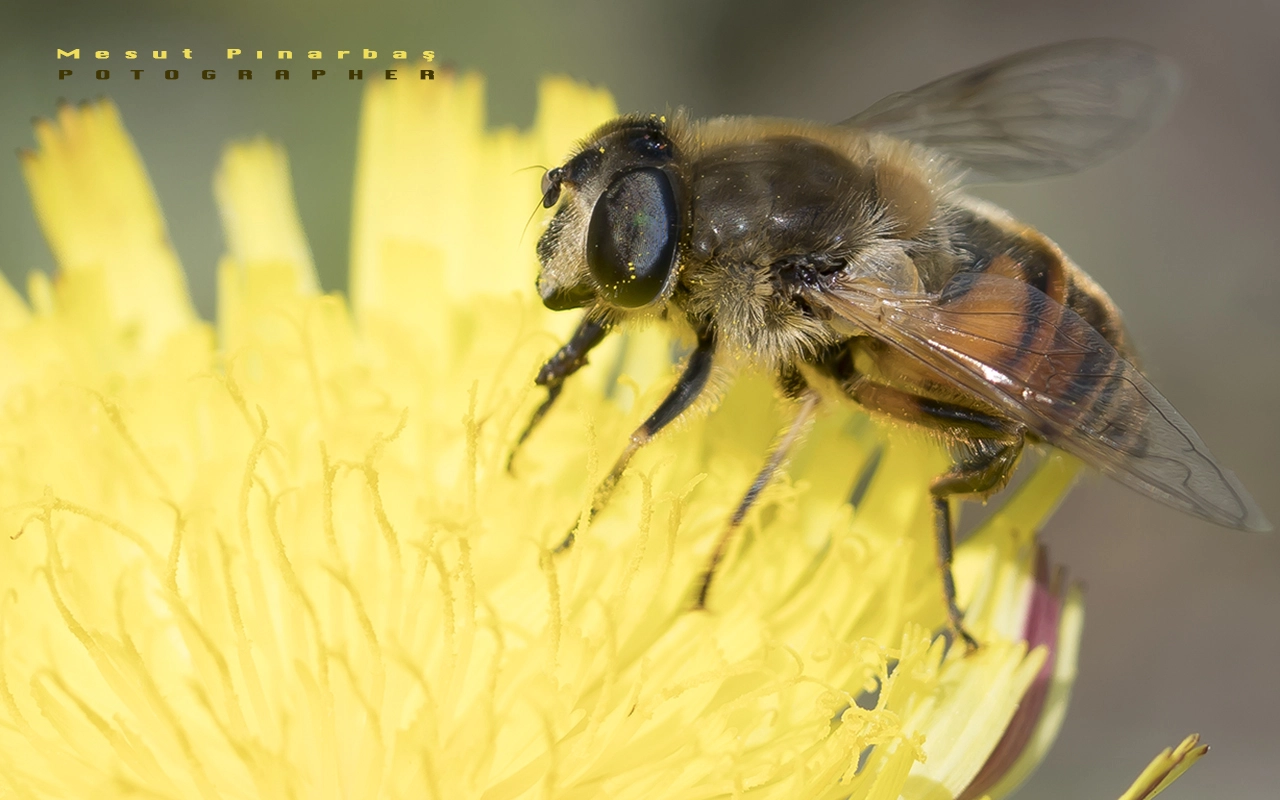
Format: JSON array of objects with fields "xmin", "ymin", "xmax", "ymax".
[
  {"xmin": 817, "ymin": 272, "xmax": 1268, "ymax": 531},
  {"xmin": 842, "ymin": 39, "xmax": 1179, "ymax": 184}
]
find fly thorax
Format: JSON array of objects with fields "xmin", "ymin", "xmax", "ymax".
[{"xmin": 676, "ymin": 255, "xmax": 841, "ymax": 368}]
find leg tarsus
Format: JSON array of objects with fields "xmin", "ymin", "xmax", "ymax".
[
  {"xmin": 507, "ymin": 383, "xmax": 564, "ymax": 472},
  {"xmin": 553, "ymin": 529, "xmax": 575, "ymax": 554},
  {"xmin": 929, "ymin": 436, "xmax": 1025, "ymax": 653},
  {"xmin": 932, "ymin": 496, "xmax": 980, "ymax": 653},
  {"xmin": 508, "ymin": 315, "xmax": 609, "ymax": 474}
]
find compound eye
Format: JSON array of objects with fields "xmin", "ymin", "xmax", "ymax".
[{"xmin": 586, "ymin": 167, "xmax": 679, "ymax": 308}]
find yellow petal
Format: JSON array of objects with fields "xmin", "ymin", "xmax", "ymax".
[
  {"xmin": 531, "ymin": 75, "xmax": 620, "ymax": 161},
  {"xmin": 983, "ymin": 584, "xmax": 1084, "ymax": 799},
  {"xmin": 901, "ymin": 639, "xmax": 1046, "ymax": 798},
  {"xmin": 20, "ymin": 100, "xmax": 194, "ymax": 351},
  {"xmin": 214, "ymin": 138, "xmax": 319, "ymax": 296},
  {"xmin": 349, "ymin": 70, "xmax": 616, "ymax": 320}
]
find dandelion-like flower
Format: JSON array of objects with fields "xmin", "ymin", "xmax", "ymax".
[{"xmin": 0, "ymin": 71, "xmax": 1205, "ymax": 799}]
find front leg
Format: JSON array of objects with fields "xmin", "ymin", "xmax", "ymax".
[
  {"xmin": 508, "ymin": 314, "xmax": 610, "ymax": 473},
  {"xmin": 556, "ymin": 328, "xmax": 716, "ymax": 552}
]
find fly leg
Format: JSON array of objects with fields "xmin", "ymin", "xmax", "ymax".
[
  {"xmin": 694, "ymin": 391, "xmax": 820, "ymax": 608},
  {"xmin": 508, "ymin": 315, "xmax": 610, "ymax": 473},
  {"xmin": 929, "ymin": 436, "xmax": 1024, "ymax": 652},
  {"xmin": 847, "ymin": 378, "xmax": 1025, "ymax": 651},
  {"xmin": 555, "ymin": 330, "xmax": 715, "ymax": 552}
]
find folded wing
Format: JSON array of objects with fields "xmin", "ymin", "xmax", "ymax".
[{"xmin": 817, "ymin": 272, "xmax": 1269, "ymax": 531}]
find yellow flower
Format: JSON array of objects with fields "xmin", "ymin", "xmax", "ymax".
[{"xmin": 0, "ymin": 72, "xmax": 1205, "ymax": 799}]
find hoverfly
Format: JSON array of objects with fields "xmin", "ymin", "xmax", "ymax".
[{"xmin": 510, "ymin": 40, "xmax": 1270, "ymax": 649}]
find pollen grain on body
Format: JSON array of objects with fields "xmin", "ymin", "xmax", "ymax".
[{"xmin": 0, "ymin": 72, "xmax": 1204, "ymax": 799}]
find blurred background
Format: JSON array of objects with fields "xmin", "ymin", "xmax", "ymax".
[{"xmin": 1, "ymin": 0, "xmax": 1276, "ymax": 796}]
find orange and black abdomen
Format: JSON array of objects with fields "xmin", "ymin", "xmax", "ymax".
[
  {"xmin": 935, "ymin": 202, "xmax": 1146, "ymax": 451},
  {"xmin": 944, "ymin": 202, "xmax": 1132, "ymax": 356}
]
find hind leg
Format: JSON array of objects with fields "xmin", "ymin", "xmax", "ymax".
[
  {"xmin": 848, "ymin": 378, "xmax": 1025, "ymax": 650},
  {"xmin": 929, "ymin": 436, "xmax": 1025, "ymax": 651}
]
